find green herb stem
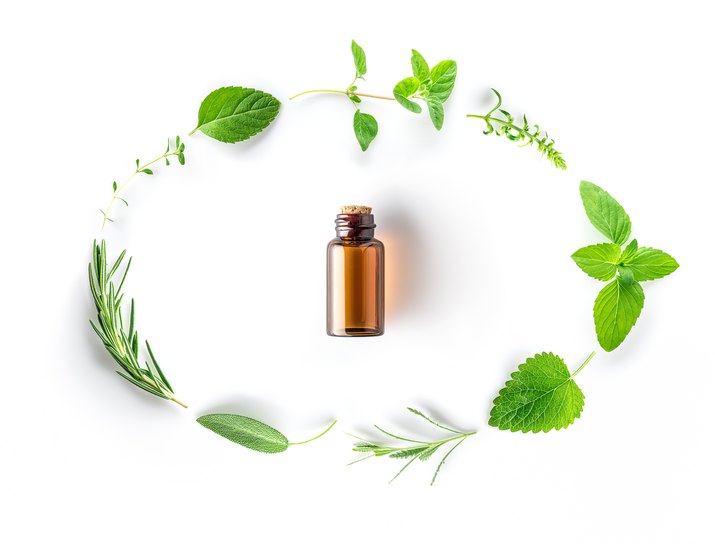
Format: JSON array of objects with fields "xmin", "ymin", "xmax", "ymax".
[
  {"xmin": 572, "ymin": 351, "xmax": 597, "ymax": 378},
  {"xmin": 289, "ymin": 89, "xmax": 395, "ymax": 101},
  {"xmin": 288, "ymin": 419, "xmax": 338, "ymax": 446}
]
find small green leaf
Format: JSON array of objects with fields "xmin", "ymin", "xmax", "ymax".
[
  {"xmin": 351, "ymin": 40, "xmax": 367, "ymax": 77},
  {"xmin": 426, "ymin": 95, "xmax": 444, "ymax": 130},
  {"xmin": 112, "ymin": 181, "xmax": 117, "ymax": 192},
  {"xmin": 178, "ymin": 152, "xmax": 185, "ymax": 165},
  {"xmin": 618, "ymin": 266, "xmax": 635, "ymax": 285},
  {"xmin": 620, "ymin": 247, "xmax": 679, "ymax": 281},
  {"xmin": 390, "ymin": 447, "xmax": 428, "ymax": 459},
  {"xmin": 594, "ymin": 277, "xmax": 645, "ymax": 351},
  {"xmin": 165, "ymin": 158, "xmax": 170, "ymax": 166},
  {"xmin": 571, "ymin": 243, "xmax": 621, "ymax": 281},
  {"xmin": 191, "ymin": 86, "xmax": 281, "ymax": 143},
  {"xmin": 410, "ymin": 49, "xmax": 429, "ymax": 82},
  {"xmin": 620, "ymin": 239, "xmax": 639, "ymax": 262},
  {"xmin": 428, "ymin": 60, "xmax": 457, "ymax": 102},
  {"xmin": 579, "ymin": 181, "xmax": 632, "ymax": 244},
  {"xmin": 393, "ymin": 77, "xmax": 421, "ymax": 113},
  {"xmin": 141, "ymin": 168, "xmax": 153, "ymax": 175},
  {"xmin": 489, "ymin": 352, "xmax": 589, "ymax": 433},
  {"xmin": 197, "ymin": 414, "xmax": 289, "ymax": 453},
  {"xmin": 349, "ymin": 94, "xmax": 362, "ymax": 103},
  {"xmin": 353, "ymin": 109, "xmax": 378, "ymax": 152},
  {"xmin": 135, "ymin": 159, "xmax": 140, "ymax": 169}
]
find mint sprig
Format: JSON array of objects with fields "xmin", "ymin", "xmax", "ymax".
[
  {"xmin": 290, "ymin": 40, "xmax": 457, "ymax": 151},
  {"xmin": 573, "ymin": 181, "xmax": 679, "ymax": 351}
]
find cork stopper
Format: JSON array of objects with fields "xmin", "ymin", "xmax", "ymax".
[{"xmin": 339, "ymin": 205, "xmax": 372, "ymax": 214}]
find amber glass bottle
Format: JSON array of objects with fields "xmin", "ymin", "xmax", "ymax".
[{"xmin": 327, "ymin": 206, "xmax": 385, "ymax": 337}]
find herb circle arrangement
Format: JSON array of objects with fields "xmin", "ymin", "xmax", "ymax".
[{"xmin": 89, "ymin": 40, "xmax": 679, "ymax": 485}]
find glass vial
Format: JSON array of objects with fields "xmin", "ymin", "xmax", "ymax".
[{"xmin": 327, "ymin": 206, "xmax": 385, "ymax": 337}]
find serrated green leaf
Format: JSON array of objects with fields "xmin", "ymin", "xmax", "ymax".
[
  {"xmin": 618, "ymin": 266, "xmax": 635, "ymax": 285},
  {"xmin": 191, "ymin": 86, "xmax": 281, "ymax": 143},
  {"xmin": 393, "ymin": 77, "xmax": 422, "ymax": 113},
  {"xmin": 621, "ymin": 247, "xmax": 679, "ymax": 281},
  {"xmin": 489, "ymin": 352, "xmax": 587, "ymax": 433},
  {"xmin": 620, "ymin": 238, "xmax": 638, "ymax": 262},
  {"xmin": 426, "ymin": 95, "xmax": 444, "ymax": 130},
  {"xmin": 579, "ymin": 181, "xmax": 632, "ymax": 244},
  {"xmin": 353, "ymin": 109, "xmax": 378, "ymax": 152},
  {"xmin": 411, "ymin": 49, "xmax": 429, "ymax": 81},
  {"xmin": 571, "ymin": 243, "xmax": 621, "ymax": 281},
  {"xmin": 594, "ymin": 277, "xmax": 645, "ymax": 351},
  {"xmin": 351, "ymin": 40, "xmax": 367, "ymax": 77},
  {"xmin": 428, "ymin": 60, "xmax": 457, "ymax": 102},
  {"xmin": 197, "ymin": 414, "xmax": 289, "ymax": 453}
]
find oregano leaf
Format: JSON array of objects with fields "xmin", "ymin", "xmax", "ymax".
[
  {"xmin": 489, "ymin": 352, "xmax": 592, "ymax": 433},
  {"xmin": 428, "ymin": 60, "xmax": 457, "ymax": 102},
  {"xmin": 594, "ymin": 277, "xmax": 645, "ymax": 351},
  {"xmin": 411, "ymin": 49, "xmax": 430, "ymax": 82},
  {"xmin": 579, "ymin": 181, "xmax": 632, "ymax": 244},
  {"xmin": 393, "ymin": 77, "xmax": 422, "ymax": 113},
  {"xmin": 191, "ymin": 86, "xmax": 281, "ymax": 143},
  {"xmin": 197, "ymin": 413, "xmax": 289, "ymax": 453},
  {"xmin": 351, "ymin": 40, "xmax": 367, "ymax": 78},
  {"xmin": 353, "ymin": 109, "xmax": 378, "ymax": 152},
  {"xmin": 426, "ymin": 96, "xmax": 444, "ymax": 130},
  {"xmin": 571, "ymin": 243, "xmax": 621, "ymax": 281},
  {"xmin": 621, "ymin": 247, "xmax": 679, "ymax": 281}
]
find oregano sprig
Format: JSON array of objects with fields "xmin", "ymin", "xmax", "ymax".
[
  {"xmin": 467, "ymin": 89, "xmax": 566, "ymax": 170},
  {"xmin": 290, "ymin": 40, "xmax": 457, "ymax": 151},
  {"xmin": 573, "ymin": 181, "xmax": 679, "ymax": 351},
  {"xmin": 100, "ymin": 136, "xmax": 185, "ymax": 228},
  {"xmin": 349, "ymin": 407, "xmax": 475, "ymax": 485},
  {"xmin": 88, "ymin": 240, "xmax": 185, "ymax": 407}
]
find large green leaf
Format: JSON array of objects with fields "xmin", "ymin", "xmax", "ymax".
[
  {"xmin": 579, "ymin": 181, "xmax": 632, "ymax": 244},
  {"xmin": 393, "ymin": 77, "xmax": 422, "ymax": 113},
  {"xmin": 426, "ymin": 96, "xmax": 444, "ymax": 130},
  {"xmin": 594, "ymin": 277, "xmax": 645, "ymax": 351},
  {"xmin": 353, "ymin": 109, "xmax": 378, "ymax": 152},
  {"xmin": 489, "ymin": 352, "xmax": 587, "ymax": 433},
  {"xmin": 428, "ymin": 60, "xmax": 457, "ymax": 102},
  {"xmin": 621, "ymin": 247, "xmax": 679, "ymax": 281},
  {"xmin": 191, "ymin": 87, "xmax": 280, "ymax": 143},
  {"xmin": 197, "ymin": 414, "xmax": 289, "ymax": 453},
  {"xmin": 571, "ymin": 243, "xmax": 621, "ymax": 281},
  {"xmin": 351, "ymin": 40, "xmax": 367, "ymax": 77}
]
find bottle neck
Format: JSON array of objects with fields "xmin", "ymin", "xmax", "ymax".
[{"xmin": 335, "ymin": 213, "xmax": 376, "ymax": 241}]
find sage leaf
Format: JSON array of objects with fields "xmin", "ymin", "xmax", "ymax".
[
  {"xmin": 489, "ymin": 352, "xmax": 593, "ymax": 433},
  {"xmin": 594, "ymin": 277, "xmax": 645, "ymax": 351},
  {"xmin": 426, "ymin": 95, "xmax": 444, "ymax": 130},
  {"xmin": 351, "ymin": 40, "xmax": 367, "ymax": 78},
  {"xmin": 393, "ymin": 77, "xmax": 422, "ymax": 113},
  {"xmin": 621, "ymin": 247, "xmax": 679, "ymax": 281},
  {"xmin": 428, "ymin": 60, "xmax": 457, "ymax": 102},
  {"xmin": 410, "ymin": 49, "xmax": 429, "ymax": 82},
  {"xmin": 571, "ymin": 243, "xmax": 621, "ymax": 281},
  {"xmin": 197, "ymin": 413, "xmax": 289, "ymax": 453},
  {"xmin": 191, "ymin": 86, "xmax": 281, "ymax": 143},
  {"xmin": 579, "ymin": 181, "xmax": 632, "ymax": 245},
  {"xmin": 353, "ymin": 109, "xmax": 378, "ymax": 152}
]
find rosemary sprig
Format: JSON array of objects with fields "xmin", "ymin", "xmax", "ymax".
[
  {"xmin": 467, "ymin": 88, "xmax": 566, "ymax": 170},
  {"xmin": 100, "ymin": 136, "xmax": 185, "ymax": 228},
  {"xmin": 349, "ymin": 407, "xmax": 475, "ymax": 485},
  {"xmin": 88, "ymin": 240, "xmax": 186, "ymax": 408}
]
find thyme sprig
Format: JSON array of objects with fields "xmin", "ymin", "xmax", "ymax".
[
  {"xmin": 100, "ymin": 136, "xmax": 185, "ymax": 228},
  {"xmin": 89, "ymin": 240, "xmax": 186, "ymax": 408},
  {"xmin": 349, "ymin": 407, "xmax": 475, "ymax": 485},
  {"xmin": 467, "ymin": 89, "xmax": 566, "ymax": 170}
]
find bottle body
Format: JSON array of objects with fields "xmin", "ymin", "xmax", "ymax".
[{"xmin": 326, "ymin": 209, "xmax": 384, "ymax": 337}]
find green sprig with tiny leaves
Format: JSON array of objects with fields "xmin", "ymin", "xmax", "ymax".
[
  {"xmin": 467, "ymin": 89, "xmax": 566, "ymax": 170},
  {"xmin": 100, "ymin": 136, "xmax": 185, "ymax": 228},
  {"xmin": 349, "ymin": 407, "xmax": 475, "ymax": 485},
  {"xmin": 290, "ymin": 40, "xmax": 457, "ymax": 151}
]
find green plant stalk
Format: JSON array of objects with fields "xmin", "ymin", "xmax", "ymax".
[
  {"xmin": 289, "ymin": 88, "xmax": 395, "ymax": 101},
  {"xmin": 288, "ymin": 420, "xmax": 338, "ymax": 446},
  {"xmin": 572, "ymin": 351, "xmax": 596, "ymax": 377}
]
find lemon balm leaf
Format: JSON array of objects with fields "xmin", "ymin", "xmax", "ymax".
[
  {"xmin": 621, "ymin": 247, "xmax": 680, "ymax": 281},
  {"xmin": 572, "ymin": 243, "xmax": 621, "ymax": 281},
  {"xmin": 579, "ymin": 181, "xmax": 632, "ymax": 244},
  {"xmin": 594, "ymin": 277, "xmax": 645, "ymax": 351}
]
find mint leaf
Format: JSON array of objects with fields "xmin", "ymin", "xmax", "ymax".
[
  {"xmin": 572, "ymin": 243, "xmax": 621, "ymax": 281},
  {"xmin": 411, "ymin": 49, "xmax": 430, "ymax": 82},
  {"xmin": 621, "ymin": 247, "xmax": 679, "ymax": 281},
  {"xmin": 393, "ymin": 77, "xmax": 422, "ymax": 113},
  {"xmin": 428, "ymin": 60, "xmax": 457, "ymax": 102},
  {"xmin": 594, "ymin": 277, "xmax": 645, "ymax": 351},
  {"xmin": 353, "ymin": 109, "xmax": 378, "ymax": 151},
  {"xmin": 197, "ymin": 414, "xmax": 289, "ymax": 453},
  {"xmin": 191, "ymin": 87, "xmax": 280, "ymax": 143},
  {"xmin": 489, "ymin": 352, "xmax": 593, "ymax": 433},
  {"xmin": 351, "ymin": 40, "xmax": 367, "ymax": 78},
  {"xmin": 618, "ymin": 266, "xmax": 635, "ymax": 285},
  {"xmin": 426, "ymin": 96, "xmax": 444, "ymax": 130},
  {"xmin": 620, "ymin": 238, "xmax": 639, "ymax": 262},
  {"xmin": 579, "ymin": 181, "xmax": 632, "ymax": 244}
]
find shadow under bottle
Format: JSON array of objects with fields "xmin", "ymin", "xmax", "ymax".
[{"xmin": 327, "ymin": 208, "xmax": 385, "ymax": 337}]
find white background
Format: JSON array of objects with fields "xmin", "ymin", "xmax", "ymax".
[{"xmin": 1, "ymin": 1, "xmax": 713, "ymax": 542}]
